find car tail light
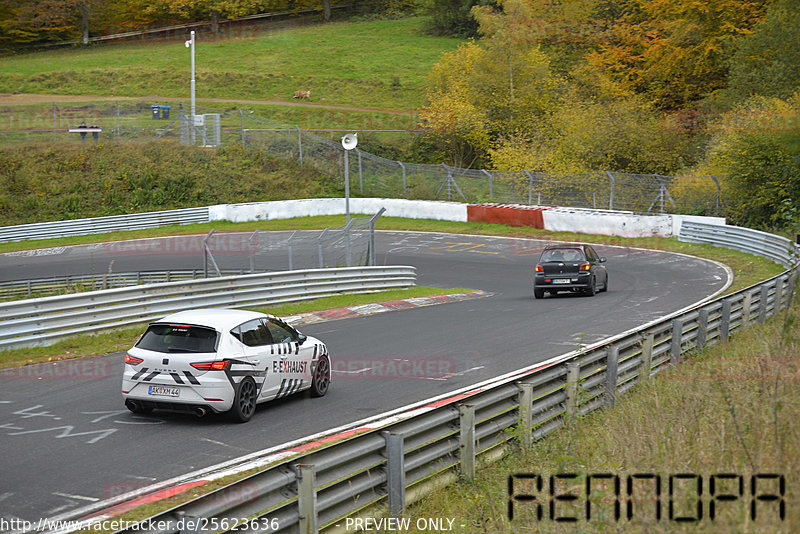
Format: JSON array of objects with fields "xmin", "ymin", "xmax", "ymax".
[
  {"xmin": 535, "ymin": 264, "xmax": 544, "ymax": 272},
  {"xmin": 190, "ymin": 360, "xmax": 230, "ymax": 371},
  {"xmin": 124, "ymin": 354, "xmax": 143, "ymax": 365},
  {"xmin": 580, "ymin": 263, "xmax": 591, "ymax": 271}
]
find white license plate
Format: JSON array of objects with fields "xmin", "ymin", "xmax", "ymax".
[
  {"xmin": 149, "ymin": 385, "xmax": 180, "ymax": 397},
  {"xmin": 553, "ymin": 279, "xmax": 570, "ymax": 284}
]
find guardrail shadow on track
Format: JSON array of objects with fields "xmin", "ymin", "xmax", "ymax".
[{"xmin": 81, "ymin": 222, "xmax": 796, "ymax": 534}]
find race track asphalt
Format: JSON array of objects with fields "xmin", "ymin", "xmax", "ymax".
[{"xmin": 0, "ymin": 231, "xmax": 729, "ymax": 524}]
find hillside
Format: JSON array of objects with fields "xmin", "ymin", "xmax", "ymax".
[
  {"xmin": 0, "ymin": 142, "xmax": 338, "ymax": 225},
  {"xmin": 0, "ymin": 17, "xmax": 463, "ymax": 111}
]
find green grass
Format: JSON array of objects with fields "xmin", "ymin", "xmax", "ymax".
[
  {"xmin": 0, "ymin": 17, "xmax": 462, "ymax": 111},
  {"xmin": 0, "ymin": 285, "xmax": 475, "ymax": 369},
  {"xmin": 403, "ymin": 299, "xmax": 800, "ymax": 533}
]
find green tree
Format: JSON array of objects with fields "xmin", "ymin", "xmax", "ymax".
[
  {"xmin": 697, "ymin": 95, "xmax": 800, "ymax": 229},
  {"xmin": 723, "ymin": 0, "xmax": 800, "ymax": 103}
]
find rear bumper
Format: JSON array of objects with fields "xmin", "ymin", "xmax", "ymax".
[
  {"xmin": 534, "ymin": 272, "xmax": 592, "ymax": 290},
  {"xmin": 122, "ymin": 379, "xmax": 234, "ymax": 413}
]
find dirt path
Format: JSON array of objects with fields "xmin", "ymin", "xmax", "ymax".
[{"xmin": 0, "ymin": 93, "xmax": 416, "ymax": 116}]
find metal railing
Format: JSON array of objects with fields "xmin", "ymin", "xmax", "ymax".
[
  {"xmin": 0, "ymin": 266, "xmax": 416, "ymax": 351},
  {"xmin": 0, "ymin": 269, "xmax": 261, "ymax": 300},
  {"xmin": 0, "ymin": 207, "xmax": 209, "ymax": 243},
  {"xmin": 100, "ymin": 224, "xmax": 797, "ymax": 534}
]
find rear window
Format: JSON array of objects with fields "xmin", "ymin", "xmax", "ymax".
[
  {"xmin": 135, "ymin": 324, "xmax": 219, "ymax": 353},
  {"xmin": 541, "ymin": 248, "xmax": 584, "ymax": 262}
]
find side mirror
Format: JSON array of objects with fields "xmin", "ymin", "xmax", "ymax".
[
  {"xmin": 296, "ymin": 333, "xmax": 307, "ymax": 345},
  {"xmin": 600, "ymin": 257, "xmax": 607, "ymax": 263}
]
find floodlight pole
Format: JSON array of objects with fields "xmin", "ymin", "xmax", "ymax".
[
  {"xmin": 344, "ymin": 149, "xmax": 350, "ymax": 224},
  {"xmin": 341, "ymin": 133, "xmax": 358, "ymax": 224},
  {"xmin": 188, "ymin": 30, "xmax": 196, "ymax": 144}
]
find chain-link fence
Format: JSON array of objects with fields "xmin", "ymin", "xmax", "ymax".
[
  {"xmin": 0, "ymin": 101, "xmax": 723, "ymax": 214},
  {"xmin": 242, "ymin": 124, "xmax": 723, "ymax": 215},
  {"xmin": 203, "ymin": 211, "xmax": 383, "ymax": 275}
]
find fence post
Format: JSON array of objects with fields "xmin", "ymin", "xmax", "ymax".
[
  {"xmin": 670, "ymin": 320, "xmax": 683, "ymax": 364},
  {"xmin": 369, "ymin": 208, "xmax": 386, "ymax": 267},
  {"xmin": 720, "ymin": 300, "xmax": 732, "ymax": 342},
  {"xmin": 116, "ymin": 101, "xmax": 121, "ymax": 142},
  {"xmin": 317, "ymin": 228, "xmax": 328, "ymax": 268},
  {"xmin": 565, "ymin": 362, "xmax": 580, "ymax": 418},
  {"xmin": 640, "ymin": 332, "xmax": 654, "ymax": 381},
  {"xmin": 742, "ymin": 291, "xmax": 753, "ymax": 327},
  {"xmin": 397, "ymin": 161, "xmax": 407, "ymax": 198},
  {"xmin": 459, "ymin": 404, "xmax": 476, "ymax": 481},
  {"xmin": 517, "ymin": 382, "xmax": 533, "ymax": 447},
  {"xmin": 710, "ymin": 175, "xmax": 721, "ymax": 212},
  {"xmin": 696, "ymin": 309, "xmax": 709, "ymax": 350},
  {"xmin": 296, "ymin": 125, "xmax": 303, "ymax": 165},
  {"xmin": 384, "ymin": 432, "xmax": 405, "ymax": 516},
  {"xmin": 759, "ymin": 285, "xmax": 769, "ymax": 323},
  {"xmin": 482, "ymin": 169, "xmax": 493, "ymax": 201},
  {"xmin": 605, "ymin": 171, "xmax": 615, "ymax": 210},
  {"xmin": 357, "ymin": 149, "xmax": 363, "ymax": 195},
  {"xmin": 605, "ymin": 345, "xmax": 619, "ymax": 408},
  {"xmin": 53, "ymin": 102, "xmax": 57, "ymax": 143},
  {"xmin": 296, "ymin": 464, "xmax": 317, "ymax": 534},
  {"xmin": 524, "ymin": 171, "xmax": 533, "ymax": 205}
]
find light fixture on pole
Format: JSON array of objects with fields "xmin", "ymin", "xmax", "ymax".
[
  {"xmin": 341, "ymin": 133, "xmax": 358, "ymax": 223},
  {"xmin": 184, "ymin": 31, "xmax": 196, "ymax": 144}
]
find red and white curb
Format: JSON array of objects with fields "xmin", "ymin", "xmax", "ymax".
[{"xmin": 284, "ymin": 290, "xmax": 493, "ymax": 326}]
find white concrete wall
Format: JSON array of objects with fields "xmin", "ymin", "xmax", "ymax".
[
  {"xmin": 542, "ymin": 208, "xmax": 675, "ymax": 237},
  {"xmin": 208, "ymin": 198, "xmax": 726, "ymax": 238},
  {"xmin": 209, "ymin": 198, "xmax": 468, "ymax": 223}
]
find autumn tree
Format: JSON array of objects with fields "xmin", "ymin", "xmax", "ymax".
[{"xmin": 587, "ymin": 0, "xmax": 768, "ymax": 110}]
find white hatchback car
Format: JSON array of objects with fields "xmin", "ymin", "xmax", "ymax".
[{"xmin": 122, "ymin": 308, "xmax": 330, "ymax": 422}]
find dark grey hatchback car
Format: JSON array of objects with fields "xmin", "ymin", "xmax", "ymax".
[{"xmin": 533, "ymin": 244, "xmax": 608, "ymax": 298}]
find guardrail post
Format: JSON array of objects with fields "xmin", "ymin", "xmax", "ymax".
[
  {"xmin": 297, "ymin": 464, "xmax": 317, "ymax": 534},
  {"xmin": 720, "ymin": 300, "xmax": 732, "ymax": 342},
  {"xmin": 742, "ymin": 291, "xmax": 753, "ymax": 327},
  {"xmin": 696, "ymin": 309, "xmax": 709, "ymax": 350},
  {"xmin": 605, "ymin": 345, "xmax": 619, "ymax": 408},
  {"xmin": 565, "ymin": 362, "xmax": 580, "ymax": 419},
  {"xmin": 640, "ymin": 332, "xmax": 654, "ymax": 381},
  {"xmin": 384, "ymin": 432, "xmax": 405, "ymax": 516},
  {"xmin": 671, "ymin": 320, "xmax": 683, "ymax": 364},
  {"xmin": 459, "ymin": 404, "xmax": 476, "ymax": 481},
  {"xmin": 517, "ymin": 382, "xmax": 533, "ymax": 447},
  {"xmin": 759, "ymin": 285, "xmax": 769, "ymax": 323},
  {"xmin": 176, "ymin": 512, "xmax": 202, "ymax": 534},
  {"xmin": 774, "ymin": 276, "xmax": 784, "ymax": 314}
]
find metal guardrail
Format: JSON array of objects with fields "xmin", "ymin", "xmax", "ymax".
[
  {"xmin": 95, "ymin": 225, "xmax": 797, "ymax": 534},
  {"xmin": 679, "ymin": 220, "xmax": 798, "ymax": 268},
  {"xmin": 0, "ymin": 269, "xmax": 261, "ymax": 300},
  {"xmin": 0, "ymin": 266, "xmax": 416, "ymax": 351},
  {"xmin": 0, "ymin": 207, "xmax": 209, "ymax": 243}
]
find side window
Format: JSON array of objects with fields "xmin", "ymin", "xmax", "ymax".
[
  {"xmin": 265, "ymin": 319, "xmax": 296, "ymax": 344},
  {"xmin": 234, "ymin": 319, "xmax": 273, "ymax": 347},
  {"xmin": 586, "ymin": 247, "xmax": 599, "ymax": 262}
]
